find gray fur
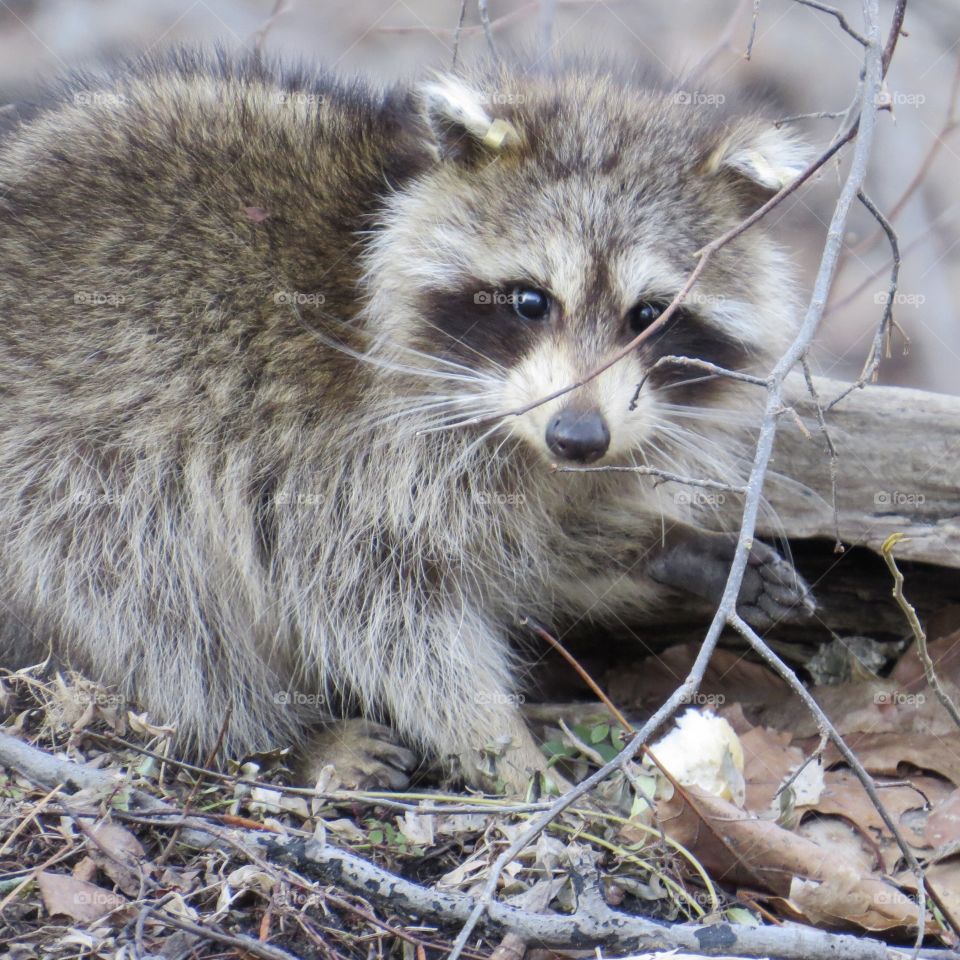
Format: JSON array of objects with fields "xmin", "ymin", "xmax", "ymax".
[{"xmin": 0, "ymin": 50, "xmax": 813, "ymax": 791}]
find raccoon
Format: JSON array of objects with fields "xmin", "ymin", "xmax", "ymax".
[{"xmin": 0, "ymin": 50, "xmax": 814, "ymax": 792}]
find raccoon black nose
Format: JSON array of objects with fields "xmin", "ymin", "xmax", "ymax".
[{"xmin": 546, "ymin": 409, "xmax": 610, "ymax": 463}]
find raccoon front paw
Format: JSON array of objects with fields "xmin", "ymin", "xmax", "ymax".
[
  {"xmin": 647, "ymin": 524, "xmax": 815, "ymax": 628},
  {"xmin": 737, "ymin": 540, "xmax": 816, "ymax": 628},
  {"xmin": 300, "ymin": 719, "xmax": 418, "ymax": 790}
]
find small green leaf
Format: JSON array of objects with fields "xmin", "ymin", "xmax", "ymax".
[{"xmin": 590, "ymin": 723, "xmax": 611, "ymax": 744}]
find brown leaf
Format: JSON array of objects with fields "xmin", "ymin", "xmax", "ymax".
[
  {"xmin": 925, "ymin": 791, "xmax": 960, "ymax": 850},
  {"xmin": 656, "ymin": 786, "xmax": 930, "ymax": 931},
  {"xmin": 788, "ymin": 868, "xmax": 924, "ymax": 931},
  {"xmin": 72, "ymin": 857, "xmax": 98, "ymax": 884},
  {"xmin": 740, "ymin": 724, "xmax": 806, "ymax": 815},
  {"xmin": 608, "ymin": 644, "xmax": 786, "ymax": 713},
  {"xmin": 37, "ymin": 871, "xmax": 130, "ymax": 924},
  {"xmin": 87, "ymin": 821, "xmax": 148, "ymax": 896},
  {"xmin": 826, "ymin": 732, "xmax": 960, "ymax": 788},
  {"xmin": 892, "ymin": 630, "xmax": 960, "ymax": 691}
]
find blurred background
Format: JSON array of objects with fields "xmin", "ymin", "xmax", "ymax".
[{"xmin": 0, "ymin": 0, "xmax": 956, "ymax": 394}]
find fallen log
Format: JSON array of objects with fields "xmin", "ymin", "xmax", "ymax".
[{"xmin": 762, "ymin": 375, "xmax": 960, "ymax": 569}]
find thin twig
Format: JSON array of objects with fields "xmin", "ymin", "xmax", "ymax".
[
  {"xmin": 629, "ymin": 354, "xmax": 768, "ymax": 412},
  {"xmin": 151, "ymin": 911, "xmax": 301, "ymax": 960},
  {"xmin": 451, "ymin": 0, "xmax": 468, "ymax": 69},
  {"xmin": 827, "ymin": 190, "xmax": 902, "ymax": 411},
  {"xmin": 553, "ymin": 463, "xmax": 746, "ymax": 493},
  {"xmin": 800, "ymin": 356, "xmax": 843, "ymax": 551},
  {"xmin": 521, "ymin": 615, "xmax": 632, "ymax": 730},
  {"xmin": 792, "ymin": 0, "xmax": 868, "ymax": 45},
  {"xmin": 844, "ymin": 54, "xmax": 960, "ymax": 259},
  {"xmin": 881, "ymin": 0, "xmax": 908, "ymax": 74},
  {"xmin": 746, "ymin": 0, "xmax": 761, "ymax": 59},
  {"xmin": 881, "ymin": 533, "xmax": 960, "ymax": 731},
  {"xmin": 250, "ymin": 0, "xmax": 292, "ymax": 52},
  {"xmin": 774, "ymin": 109, "xmax": 846, "ymax": 127},
  {"xmin": 688, "ymin": 0, "xmax": 755, "ymax": 80},
  {"xmin": 478, "ymin": 0, "xmax": 499, "ymax": 58}
]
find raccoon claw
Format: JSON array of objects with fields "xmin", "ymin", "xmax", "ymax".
[
  {"xmin": 301, "ymin": 720, "xmax": 418, "ymax": 790},
  {"xmin": 737, "ymin": 541, "xmax": 815, "ymax": 628}
]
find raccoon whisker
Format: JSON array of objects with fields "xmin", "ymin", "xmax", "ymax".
[
  {"xmin": 371, "ymin": 403, "xmax": 506, "ymax": 441},
  {"xmin": 410, "ymin": 317, "xmax": 511, "ymax": 379},
  {"xmin": 650, "ymin": 374, "xmax": 722, "ymax": 394},
  {"xmin": 289, "ymin": 304, "xmax": 503, "ymax": 389},
  {"xmin": 372, "ymin": 335, "xmax": 509, "ymax": 380},
  {"xmin": 654, "ymin": 425, "xmax": 744, "ymax": 476},
  {"xmin": 364, "ymin": 396, "xmax": 490, "ymax": 427},
  {"xmin": 656, "ymin": 404, "xmax": 754, "ymax": 421},
  {"xmin": 645, "ymin": 421, "xmax": 745, "ymax": 491},
  {"xmin": 414, "ymin": 411, "xmax": 510, "ymax": 436}
]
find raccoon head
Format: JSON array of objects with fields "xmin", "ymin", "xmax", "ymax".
[{"xmin": 362, "ymin": 65, "xmax": 809, "ymax": 470}]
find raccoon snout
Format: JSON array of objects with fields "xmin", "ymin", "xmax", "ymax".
[{"xmin": 545, "ymin": 409, "xmax": 610, "ymax": 463}]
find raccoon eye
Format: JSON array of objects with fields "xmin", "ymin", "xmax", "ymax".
[
  {"xmin": 511, "ymin": 287, "xmax": 551, "ymax": 321},
  {"xmin": 626, "ymin": 300, "xmax": 666, "ymax": 335}
]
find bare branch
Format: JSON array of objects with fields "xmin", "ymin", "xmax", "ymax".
[
  {"xmin": 629, "ymin": 355, "xmax": 768, "ymax": 412},
  {"xmin": 792, "ymin": 0, "xmax": 868, "ymax": 45},
  {"xmin": 249, "ymin": 0, "xmax": 292, "ymax": 52},
  {"xmin": 881, "ymin": 0, "xmax": 908, "ymax": 74},
  {"xmin": 478, "ymin": 0, "xmax": 500, "ymax": 58},
  {"xmin": 800, "ymin": 356, "xmax": 843, "ymax": 551},
  {"xmin": 688, "ymin": 0, "xmax": 755, "ymax": 80},
  {"xmin": 881, "ymin": 534, "xmax": 960, "ymax": 731},
  {"xmin": 553, "ymin": 463, "xmax": 746, "ymax": 493},
  {"xmin": 746, "ymin": 0, "xmax": 761, "ymax": 60},
  {"xmin": 451, "ymin": 0, "xmax": 468, "ymax": 69},
  {"xmin": 774, "ymin": 109, "xmax": 846, "ymax": 127},
  {"xmin": 827, "ymin": 190, "xmax": 902, "ymax": 411}
]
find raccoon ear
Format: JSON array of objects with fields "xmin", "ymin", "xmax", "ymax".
[
  {"xmin": 703, "ymin": 122, "xmax": 812, "ymax": 192},
  {"xmin": 417, "ymin": 75, "xmax": 521, "ymax": 164}
]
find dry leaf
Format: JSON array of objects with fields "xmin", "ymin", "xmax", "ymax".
[
  {"xmin": 87, "ymin": 821, "xmax": 147, "ymax": 896},
  {"xmin": 37, "ymin": 871, "xmax": 130, "ymax": 924}
]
